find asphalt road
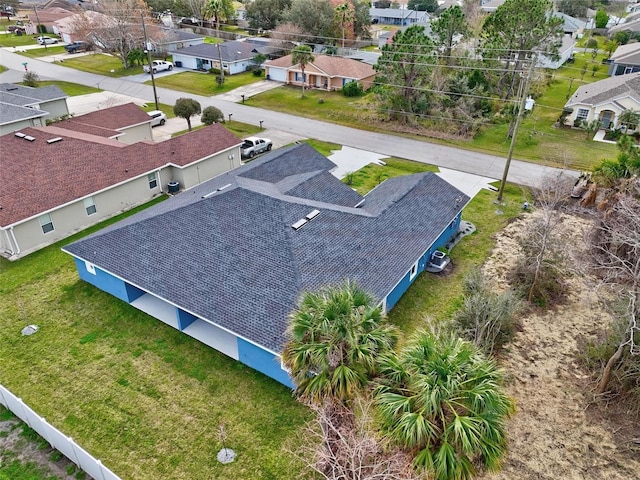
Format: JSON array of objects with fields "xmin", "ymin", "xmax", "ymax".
[{"xmin": 0, "ymin": 50, "xmax": 574, "ymax": 187}]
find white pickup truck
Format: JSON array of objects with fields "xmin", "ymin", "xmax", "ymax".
[{"xmin": 144, "ymin": 60, "xmax": 173, "ymax": 74}]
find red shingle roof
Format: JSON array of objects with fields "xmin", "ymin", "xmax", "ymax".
[
  {"xmin": 57, "ymin": 102, "xmax": 152, "ymax": 132},
  {"xmin": 0, "ymin": 124, "xmax": 241, "ymax": 226}
]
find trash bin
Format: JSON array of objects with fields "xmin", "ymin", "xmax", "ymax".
[
  {"xmin": 174, "ymin": 61, "xmax": 182, "ymax": 68},
  {"xmin": 167, "ymin": 181, "xmax": 180, "ymax": 193}
]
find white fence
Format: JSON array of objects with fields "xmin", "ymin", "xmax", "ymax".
[{"xmin": 0, "ymin": 384, "xmax": 121, "ymax": 480}]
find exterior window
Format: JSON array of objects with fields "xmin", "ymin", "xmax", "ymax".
[
  {"xmin": 39, "ymin": 213, "xmax": 54, "ymax": 234},
  {"xmin": 85, "ymin": 261, "xmax": 96, "ymax": 275},
  {"xmin": 576, "ymin": 109, "xmax": 589, "ymax": 121},
  {"xmin": 624, "ymin": 66, "xmax": 634, "ymax": 74},
  {"xmin": 410, "ymin": 261, "xmax": 418, "ymax": 280},
  {"xmin": 84, "ymin": 197, "xmax": 97, "ymax": 215},
  {"xmin": 148, "ymin": 172, "xmax": 158, "ymax": 189}
]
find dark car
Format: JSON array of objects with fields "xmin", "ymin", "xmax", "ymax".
[{"xmin": 64, "ymin": 41, "xmax": 91, "ymax": 54}]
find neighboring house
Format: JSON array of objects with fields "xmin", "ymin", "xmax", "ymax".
[
  {"xmin": 26, "ymin": 6, "xmax": 75, "ymax": 34},
  {"xmin": 564, "ymin": 71, "xmax": 640, "ymax": 129},
  {"xmin": 0, "ymin": 83, "xmax": 69, "ymax": 136},
  {"xmin": 609, "ymin": 42, "xmax": 640, "ymax": 76},
  {"xmin": 369, "ymin": 8, "xmax": 430, "ymax": 26},
  {"xmin": 629, "ymin": 3, "xmax": 640, "ymax": 14},
  {"xmin": 480, "ymin": 0, "xmax": 506, "ymax": 13},
  {"xmin": 56, "ymin": 103, "xmax": 154, "ymax": 144},
  {"xmin": 151, "ymin": 28, "xmax": 205, "ymax": 56},
  {"xmin": 170, "ymin": 41, "xmax": 260, "ymax": 74},
  {"xmin": 54, "ymin": 10, "xmax": 112, "ymax": 44},
  {"xmin": 0, "ymin": 124, "xmax": 242, "ymax": 260},
  {"xmin": 608, "ymin": 13, "xmax": 640, "ymax": 36},
  {"xmin": 377, "ymin": 30, "xmax": 393, "ymax": 49},
  {"xmin": 265, "ymin": 54, "xmax": 376, "ymax": 91},
  {"xmin": 554, "ymin": 12, "xmax": 586, "ymax": 38},
  {"xmin": 62, "ymin": 143, "xmax": 469, "ymax": 388},
  {"xmin": 537, "ymin": 35, "xmax": 576, "ymax": 70}
]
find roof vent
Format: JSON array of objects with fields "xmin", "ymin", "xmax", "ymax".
[
  {"xmin": 291, "ymin": 219, "xmax": 308, "ymax": 230},
  {"xmin": 354, "ymin": 199, "xmax": 365, "ymax": 208},
  {"xmin": 23, "ymin": 135, "xmax": 35, "ymax": 142},
  {"xmin": 218, "ymin": 183, "xmax": 232, "ymax": 191},
  {"xmin": 14, "ymin": 132, "xmax": 26, "ymax": 138},
  {"xmin": 47, "ymin": 137, "xmax": 63, "ymax": 144},
  {"xmin": 305, "ymin": 209, "xmax": 320, "ymax": 220}
]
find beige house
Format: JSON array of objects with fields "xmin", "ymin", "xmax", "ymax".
[
  {"xmin": 0, "ymin": 124, "xmax": 242, "ymax": 260},
  {"xmin": 56, "ymin": 102, "xmax": 154, "ymax": 144},
  {"xmin": 265, "ymin": 54, "xmax": 376, "ymax": 91},
  {"xmin": 564, "ymin": 72, "xmax": 640, "ymax": 129},
  {"xmin": 0, "ymin": 84, "xmax": 69, "ymax": 136}
]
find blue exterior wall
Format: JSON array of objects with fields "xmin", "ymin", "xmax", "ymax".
[
  {"xmin": 237, "ymin": 338, "xmax": 294, "ymax": 388},
  {"xmin": 177, "ymin": 309, "xmax": 197, "ymax": 330},
  {"xmin": 73, "ymin": 258, "xmax": 144, "ymax": 303},
  {"xmin": 384, "ymin": 213, "xmax": 462, "ymax": 311}
]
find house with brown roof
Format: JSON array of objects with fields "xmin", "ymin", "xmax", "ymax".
[
  {"xmin": 0, "ymin": 124, "xmax": 243, "ymax": 260},
  {"xmin": 265, "ymin": 54, "xmax": 375, "ymax": 91},
  {"xmin": 56, "ymin": 103, "xmax": 154, "ymax": 144}
]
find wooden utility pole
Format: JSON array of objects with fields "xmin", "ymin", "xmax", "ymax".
[
  {"xmin": 141, "ymin": 13, "xmax": 159, "ymax": 111},
  {"xmin": 497, "ymin": 55, "xmax": 536, "ymax": 202}
]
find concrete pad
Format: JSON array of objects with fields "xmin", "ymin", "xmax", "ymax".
[
  {"xmin": 328, "ymin": 146, "xmax": 387, "ymax": 179},
  {"xmin": 66, "ymin": 92, "xmax": 149, "ymax": 116},
  {"xmin": 435, "ymin": 168, "xmax": 497, "ymax": 199},
  {"xmin": 215, "ymin": 80, "xmax": 283, "ymax": 102}
]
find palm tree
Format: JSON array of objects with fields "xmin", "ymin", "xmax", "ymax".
[
  {"xmin": 335, "ymin": 2, "xmax": 353, "ymax": 50},
  {"xmin": 291, "ymin": 45, "xmax": 315, "ymax": 98},
  {"xmin": 281, "ymin": 281, "xmax": 398, "ymax": 405},
  {"xmin": 374, "ymin": 331, "xmax": 515, "ymax": 480}
]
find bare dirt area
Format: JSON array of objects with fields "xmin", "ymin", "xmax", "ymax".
[
  {"xmin": 480, "ymin": 212, "xmax": 640, "ymax": 480},
  {"xmin": 0, "ymin": 415, "xmax": 80, "ymax": 480}
]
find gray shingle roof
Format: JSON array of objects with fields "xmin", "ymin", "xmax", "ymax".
[
  {"xmin": 169, "ymin": 40, "xmax": 259, "ymax": 62},
  {"xmin": 64, "ymin": 144, "xmax": 467, "ymax": 353},
  {"xmin": 0, "ymin": 83, "xmax": 67, "ymax": 125},
  {"xmin": 566, "ymin": 72, "xmax": 640, "ymax": 107}
]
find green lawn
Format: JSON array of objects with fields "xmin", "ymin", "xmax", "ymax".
[
  {"xmin": 344, "ymin": 156, "xmax": 438, "ymax": 195},
  {"xmin": 148, "ymin": 70, "xmax": 265, "ymax": 96},
  {"xmin": 204, "ymin": 36, "xmax": 223, "ymax": 44},
  {"xmin": 57, "ymin": 53, "xmax": 144, "ymax": 77},
  {"xmin": 172, "ymin": 120, "xmax": 262, "ymax": 137},
  {"xmin": 18, "ymin": 45, "xmax": 66, "ymax": 58},
  {"xmin": 0, "ymin": 32, "xmax": 46, "ymax": 48},
  {"xmin": 36, "ymin": 80, "xmax": 102, "ymax": 96},
  {"xmin": 0, "ymin": 198, "xmax": 310, "ymax": 480}
]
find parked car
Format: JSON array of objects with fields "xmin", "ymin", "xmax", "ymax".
[
  {"xmin": 147, "ymin": 110, "xmax": 167, "ymax": 127},
  {"xmin": 64, "ymin": 41, "xmax": 91, "ymax": 54},
  {"xmin": 241, "ymin": 137, "xmax": 272, "ymax": 158},
  {"xmin": 37, "ymin": 36, "xmax": 58, "ymax": 45},
  {"xmin": 143, "ymin": 60, "xmax": 173, "ymax": 74},
  {"xmin": 7, "ymin": 25, "xmax": 25, "ymax": 34}
]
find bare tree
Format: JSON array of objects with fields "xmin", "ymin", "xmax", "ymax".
[
  {"xmin": 71, "ymin": 0, "xmax": 156, "ymax": 68},
  {"xmin": 295, "ymin": 398, "xmax": 420, "ymax": 480},
  {"xmin": 511, "ymin": 173, "xmax": 573, "ymax": 305},
  {"xmin": 590, "ymin": 193, "xmax": 640, "ymax": 394}
]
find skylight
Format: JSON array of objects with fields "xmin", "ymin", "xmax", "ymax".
[
  {"xmin": 305, "ymin": 209, "xmax": 320, "ymax": 220},
  {"xmin": 291, "ymin": 219, "xmax": 308, "ymax": 230},
  {"xmin": 47, "ymin": 137, "xmax": 63, "ymax": 144}
]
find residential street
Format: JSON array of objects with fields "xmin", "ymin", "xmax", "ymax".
[{"xmin": 0, "ymin": 50, "xmax": 573, "ymax": 187}]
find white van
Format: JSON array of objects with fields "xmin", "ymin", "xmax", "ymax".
[{"xmin": 147, "ymin": 110, "xmax": 167, "ymax": 127}]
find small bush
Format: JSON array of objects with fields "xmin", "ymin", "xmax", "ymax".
[
  {"xmin": 201, "ymin": 106, "xmax": 224, "ymax": 125},
  {"xmin": 318, "ymin": 98, "xmax": 325, "ymax": 104},
  {"xmin": 215, "ymin": 75, "xmax": 225, "ymax": 86},
  {"xmin": 208, "ymin": 67, "xmax": 220, "ymax": 75},
  {"xmin": 342, "ymin": 81, "xmax": 364, "ymax": 97},
  {"xmin": 252, "ymin": 68, "xmax": 263, "ymax": 77},
  {"xmin": 586, "ymin": 38, "xmax": 598, "ymax": 49},
  {"xmin": 23, "ymin": 70, "xmax": 40, "ymax": 87},
  {"xmin": 66, "ymin": 464, "xmax": 76, "ymax": 475},
  {"xmin": 50, "ymin": 450, "xmax": 63, "ymax": 462}
]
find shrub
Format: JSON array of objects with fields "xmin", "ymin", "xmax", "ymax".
[
  {"xmin": 201, "ymin": 106, "xmax": 224, "ymax": 125},
  {"xmin": 452, "ymin": 269, "xmax": 522, "ymax": 355},
  {"xmin": 23, "ymin": 70, "xmax": 40, "ymax": 87},
  {"xmin": 208, "ymin": 67, "xmax": 220, "ymax": 75},
  {"xmin": 252, "ymin": 68, "xmax": 263, "ymax": 76},
  {"xmin": 586, "ymin": 38, "xmax": 598, "ymax": 49},
  {"xmin": 342, "ymin": 81, "xmax": 364, "ymax": 97}
]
